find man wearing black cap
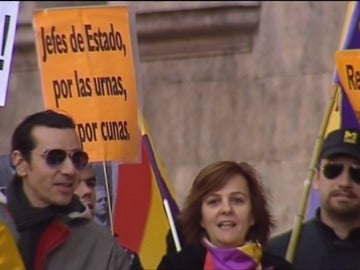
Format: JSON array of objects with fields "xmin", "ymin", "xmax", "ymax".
[{"xmin": 266, "ymin": 128, "xmax": 360, "ymax": 270}]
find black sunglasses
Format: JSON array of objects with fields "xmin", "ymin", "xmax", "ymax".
[
  {"xmin": 322, "ymin": 162, "xmax": 360, "ymax": 184},
  {"xmin": 40, "ymin": 149, "xmax": 89, "ymax": 170}
]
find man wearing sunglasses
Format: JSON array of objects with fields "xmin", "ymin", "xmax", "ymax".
[
  {"xmin": 0, "ymin": 110, "xmax": 130, "ymax": 270},
  {"xmin": 267, "ymin": 128, "xmax": 360, "ymax": 270}
]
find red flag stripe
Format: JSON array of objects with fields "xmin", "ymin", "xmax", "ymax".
[{"xmin": 113, "ymin": 140, "xmax": 152, "ymax": 252}]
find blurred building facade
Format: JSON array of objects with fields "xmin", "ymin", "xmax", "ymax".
[{"xmin": 0, "ymin": 1, "xmax": 347, "ymax": 235}]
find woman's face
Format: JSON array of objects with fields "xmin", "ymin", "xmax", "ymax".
[{"xmin": 200, "ymin": 174, "xmax": 254, "ymax": 248}]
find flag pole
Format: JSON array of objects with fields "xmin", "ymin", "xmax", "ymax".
[
  {"xmin": 163, "ymin": 199, "xmax": 182, "ymax": 252},
  {"xmin": 285, "ymin": 86, "xmax": 339, "ymax": 262},
  {"xmin": 102, "ymin": 161, "xmax": 114, "ymax": 235}
]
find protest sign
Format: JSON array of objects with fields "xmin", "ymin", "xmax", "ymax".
[
  {"xmin": 336, "ymin": 49, "xmax": 360, "ymax": 121},
  {"xmin": 32, "ymin": 6, "xmax": 141, "ymax": 162},
  {"xmin": 0, "ymin": 1, "xmax": 19, "ymax": 106}
]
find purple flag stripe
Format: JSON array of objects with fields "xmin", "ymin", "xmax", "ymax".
[
  {"xmin": 340, "ymin": 90, "xmax": 360, "ymax": 129},
  {"xmin": 341, "ymin": 2, "xmax": 360, "ymax": 50},
  {"xmin": 142, "ymin": 134, "xmax": 180, "ymax": 218}
]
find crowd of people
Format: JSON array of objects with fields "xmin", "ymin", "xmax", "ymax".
[{"xmin": 1, "ymin": 109, "xmax": 360, "ymax": 270}]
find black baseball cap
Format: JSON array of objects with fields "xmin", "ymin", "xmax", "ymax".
[{"xmin": 320, "ymin": 128, "xmax": 360, "ymax": 161}]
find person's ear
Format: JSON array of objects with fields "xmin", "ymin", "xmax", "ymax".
[
  {"xmin": 11, "ymin": 150, "xmax": 29, "ymax": 177},
  {"xmin": 313, "ymin": 164, "xmax": 321, "ymax": 190}
]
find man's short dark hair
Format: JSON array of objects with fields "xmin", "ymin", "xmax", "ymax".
[{"xmin": 11, "ymin": 110, "xmax": 76, "ymax": 162}]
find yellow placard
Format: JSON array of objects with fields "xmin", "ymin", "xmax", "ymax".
[
  {"xmin": 32, "ymin": 6, "xmax": 141, "ymax": 163},
  {"xmin": 336, "ymin": 49, "xmax": 360, "ymax": 120}
]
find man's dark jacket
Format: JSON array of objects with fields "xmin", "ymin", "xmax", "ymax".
[{"xmin": 267, "ymin": 209, "xmax": 360, "ymax": 270}]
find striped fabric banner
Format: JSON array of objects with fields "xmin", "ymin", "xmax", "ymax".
[{"xmin": 113, "ymin": 122, "xmax": 179, "ymax": 269}]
